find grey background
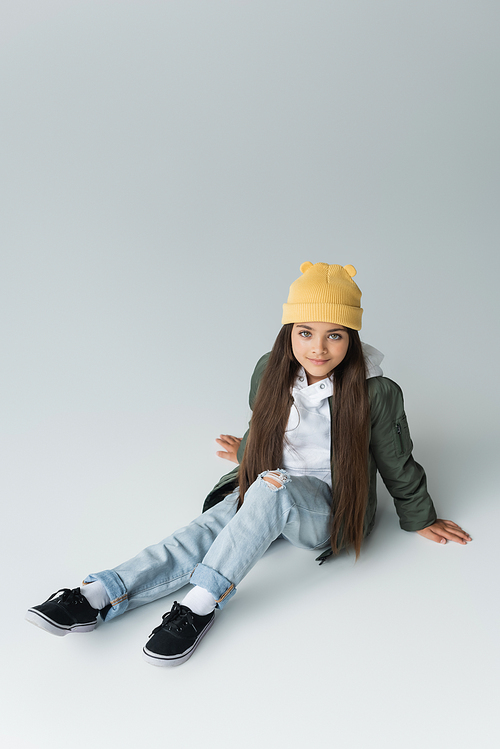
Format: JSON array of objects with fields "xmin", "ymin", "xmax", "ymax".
[{"xmin": 1, "ymin": 2, "xmax": 499, "ymax": 748}]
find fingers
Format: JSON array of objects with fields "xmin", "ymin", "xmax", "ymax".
[
  {"xmin": 215, "ymin": 435, "xmax": 242, "ymax": 465},
  {"xmin": 438, "ymin": 520, "xmax": 472, "ymax": 545},
  {"xmin": 216, "ymin": 435, "xmax": 242, "ymax": 447},
  {"xmin": 417, "ymin": 520, "xmax": 472, "ymax": 545}
]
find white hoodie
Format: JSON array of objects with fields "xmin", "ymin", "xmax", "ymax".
[{"xmin": 281, "ymin": 343, "xmax": 384, "ymax": 488}]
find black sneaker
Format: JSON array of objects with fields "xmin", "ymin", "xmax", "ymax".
[
  {"xmin": 26, "ymin": 588, "xmax": 99, "ymax": 637},
  {"xmin": 142, "ymin": 602, "xmax": 215, "ymax": 667}
]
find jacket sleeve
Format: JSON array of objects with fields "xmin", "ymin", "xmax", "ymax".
[
  {"xmin": 202, "ymin": 352, "xmax": 271, "ymax": 512},
  {"xmin": 235, "ymin": 352, "xmax": 271, "ymax": 462},
  {"xmin": 367, "ymin": 377, "xmax": 437, "ymax": 532}
]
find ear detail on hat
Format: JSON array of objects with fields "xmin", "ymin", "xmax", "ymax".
[
  {"xmin": 300, "ymin": 261, "xmax": 313, "ymax": 274},
  {"xmin": 344, "ymin": 264, "xmax": 357, "ymax": 278}
]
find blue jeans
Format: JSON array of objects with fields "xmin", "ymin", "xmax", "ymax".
[{"xmin": 84, "ymin": 471, "xmax": 332, "ymax": 620}]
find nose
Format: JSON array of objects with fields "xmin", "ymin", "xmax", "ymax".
[{"xmin": 311, "ymin": 337, "xmax": 327, "ymax": 354}]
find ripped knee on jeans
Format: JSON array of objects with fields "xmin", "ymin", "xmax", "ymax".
[{"xmin": 261, "ymin": 470, "xmax": 289, "ymax": 491}]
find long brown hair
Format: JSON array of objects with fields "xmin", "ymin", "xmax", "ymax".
[{"xmin": 238, "ymin": 324, "xmax": 370, "ymax": 558}]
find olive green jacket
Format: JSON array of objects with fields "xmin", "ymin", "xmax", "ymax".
[{"xmin": 202, "ymin": 353, "xmax": 437, "ymax": 562}]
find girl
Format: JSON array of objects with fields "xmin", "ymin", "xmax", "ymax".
[{"xmin": 26, "ymin": 262, "xmax": 471, "ymax": 666}]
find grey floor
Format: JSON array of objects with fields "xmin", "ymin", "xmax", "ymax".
[
  {"xmin": 2, "ymin": 2, "xmax": 500, "ymax": 747},
  {"xmin": 5, "ymin": 422, "xmax": 500, "ymax": 749}
]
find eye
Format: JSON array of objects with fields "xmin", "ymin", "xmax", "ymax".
[
  {"xmin": 328, "ymin": 333, "xmax": 341, "ymax": 340},
  {"xmin": 298, "ymin": 330, "xmax": 311, "ymax": 338}
]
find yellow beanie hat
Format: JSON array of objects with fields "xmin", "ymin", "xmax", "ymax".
[{"xmin": 282, "ymin": 262, "xmax": 363, "ymax": 330}]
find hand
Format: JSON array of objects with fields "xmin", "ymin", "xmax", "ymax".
[
  {"xmin": 416, "ymin": 519, "xmax": 472, "ymax": 545},
  {"xmin": 216, "ymin": 434, "xmax": 242, "ymax": 464}
]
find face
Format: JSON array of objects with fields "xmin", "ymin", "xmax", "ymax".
[{"xmin": 291, "ymin": 322, "xmax": 350, "ymax": 385}]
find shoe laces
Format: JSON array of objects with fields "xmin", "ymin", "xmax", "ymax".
[
  {"xmin": 150, "ymin": 602, "xmax": 197, "ymax": 636},
  {"xmin": 44, "ymin": 588, "xmax": 88, "ymax": 606}
]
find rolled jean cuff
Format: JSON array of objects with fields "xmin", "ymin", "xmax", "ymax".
[
  {"xmin": 83, "ymin": 569, "xmax": 128, "ymax": 621},
  {"xmin": 190, "ymin": 563, "xmax": 236, "ymax": 610}
]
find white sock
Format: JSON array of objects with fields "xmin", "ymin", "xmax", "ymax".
[
  {"xmin": 181, "ymin": 586, "xmax": 217, "ymax": 616},
  {"xmin": 80, "ymin": 580, "xmax": 110, "ymax": 611}
]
